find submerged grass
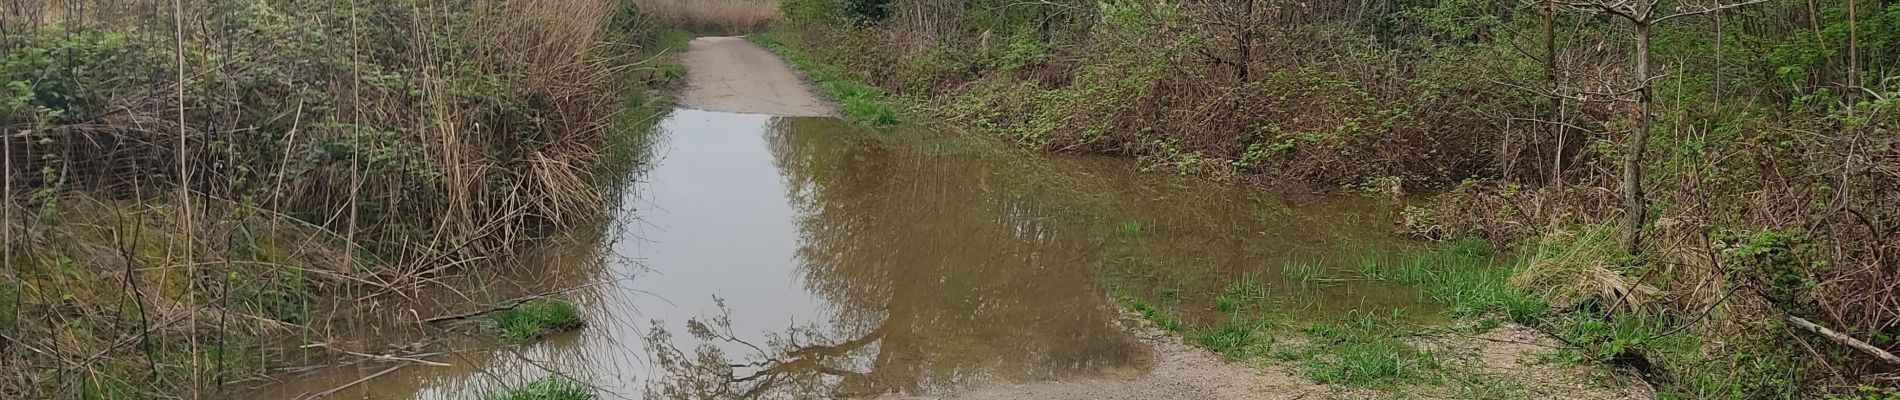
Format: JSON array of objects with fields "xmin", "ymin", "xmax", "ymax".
[
  {"xmin": 484, "ymin": 376, "xmax": 595, "ymax": 400},
  {"xmin": 1283, "ymin": 260, "xmax": 1344, "ymax": 286},
  {"xmin": 1216, "ymin": 275, "xmax": 1265, "ymax": 311},
  {"xmin": 1359, "ymin": 238, "xmax": 1548, "ymax": 322},
  {"xmin": 493, "ymin": 299, "xmax": 586, "ymax": 342}
]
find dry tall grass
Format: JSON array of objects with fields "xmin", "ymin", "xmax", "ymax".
[
  {"xmin": 0, "ymin": 0, "xmax": 659, "ymax": 397},
  {"xmin": 632, "ymin": 0, "xmax": 781, "ymax": 33}
]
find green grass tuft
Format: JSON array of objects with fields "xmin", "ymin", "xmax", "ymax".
[
  {"xmin": 1197, "ymin": 317, "xmax": 1269, "ymax": 358},
  {"xmin": 492, "ymin": 299, "xmax": 585, "ymax": 342},
  {"xmin": 1120, "ymin": 220, "xmax": 1144, "ymax": 237},
  {"xmin": 1222, "ymin": 274, "xmax": 1267, "ymax": 301},
  {"xmin": 1122, "ymin": 295, "xmax": 1181, "ymax": 332},
  {"xmin": 484, "ymin": 376, "xmax": 594, "ymax": 400},
  {"xmin": 838, "ymin": 95, "xmax": 898, "ymax": 126},
  {"xmin": 1214, "ymin": 295, "xmax": 1239, "ymax": 313},
  {"xmin": 1292, "ymin": 312, "xmax": 1441, "ymax": 387}
]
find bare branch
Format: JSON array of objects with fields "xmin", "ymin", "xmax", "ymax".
[
  {"xmin": 1556, "ymin": 0, "xmax": 1639, "ymax": 20},
  {"xmin": 1787, "ymin": 315, "xmax": 1900, "ymax": 366},
  {"xmin": 1655, "ymin": 0, "xmax": 1773, "ymax": 23}
]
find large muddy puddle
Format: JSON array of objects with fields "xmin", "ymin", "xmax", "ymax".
[{"xmin": 246, "ymin": 109, "xmax": 1428, "ymax": 399}]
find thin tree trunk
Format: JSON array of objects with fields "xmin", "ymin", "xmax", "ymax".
[
  {"xmin": 1545, "ymin": 0, "xmax": 1564, "ymax": 188},
  {"xmin": 1622, "ymin": 22, "xmax": 1653, "ymax": 255},
  {"xmin": 1715, "ymin": 11, "xmax": 1724, "ymax": 106},
  {"xmin": 3, "ymin": 84, "xmax": 11, "ymax": 341},
  {"xmin": 172, "ymin": 0, "xmax": 199, "ymax": 396},
  {"xmin": 1237, "ymin": 0, "xmax": 1255, "ymax": 83},
  {"xmin": 1806, "ymin": 0, "xmax": 1823, "ymax": 41},
  {"xmin": 1848, "ymin": 0, "xmax": 1860, "ymax": 90}
]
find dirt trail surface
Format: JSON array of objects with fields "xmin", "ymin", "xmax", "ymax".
[
  {"xmin": 678, "ymin": 36, "xmax": 834, "ymax": 116},
  {"xmin": 877, "ymin": 316, "xmax": 1312, "ymax": 400},
  {"xmin": 882, "ymin": 313, "xmax": 1652, "ymax": 400}
]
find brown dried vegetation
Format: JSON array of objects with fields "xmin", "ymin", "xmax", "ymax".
[{"xmin": 0, "ymin": 0, "xmax": 677, "ymax": 396}]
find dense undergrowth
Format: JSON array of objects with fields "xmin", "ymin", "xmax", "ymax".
[
  {"xmin": 766, "ymin": 0, "xmax": 1900, "ymax": 397},
  {"xmin": 0, "ymin": 0, "xmax": 687, "ymax": 397},
  {"xmin": 632, "ymin": 0, "xmax": 783, "ymax": 35}
]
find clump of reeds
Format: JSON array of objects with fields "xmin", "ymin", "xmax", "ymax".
[{"xmin": 631, "ymin": 0, "xmax": 781, "ymax": 34}]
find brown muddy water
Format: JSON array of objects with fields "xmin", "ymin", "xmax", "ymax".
[{"xmin": 244, "ymin": 110, "xmax": 1430, "ymax": 399}]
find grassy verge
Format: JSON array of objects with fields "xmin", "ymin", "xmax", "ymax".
[
  {"xmin": 1093, "ymin": 214, "xmax": 1818, "ymax": 398},
  {"xmin": 1109, "ymin": 238, "xmax": 1623, "ymax": 395},
  {"xmin": 746, "ymin": 33, "xmax": 899, "ymax": 127},
  {"xmin": 602, "ymin": 29, "xmax": 693, "ymax": 182},
  {"xmin": 493, "ymin": 299, "xmax": 586, "ymax": 342}
]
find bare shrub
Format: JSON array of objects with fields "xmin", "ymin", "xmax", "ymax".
[{"xmin": 632, "ymin": 0, "xmax": 781, "ymax": 34}]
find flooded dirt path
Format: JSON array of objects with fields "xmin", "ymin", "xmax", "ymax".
[
  {"xmin": 678, "ymin": 36, "xmax": 834, "ymax": 116},
  {"xmin": 243, "ymin": 35, "xmax": 1639, "ymax": 400}
]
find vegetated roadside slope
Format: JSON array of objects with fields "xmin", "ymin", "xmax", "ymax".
[
  {"xmin": 0, "ymin": 0, "xmax": 679, "ymax": 397},
  {"xmin": 678, "ymin": 36, "xmax": 834, "ymax": 116},
  {"xmin": 762, "ymin": 0, "xmax": 1900, "ymax": 397}
]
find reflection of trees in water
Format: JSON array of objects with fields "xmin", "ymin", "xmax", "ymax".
[
  {"xmin": 641, "ymin": 118, "xmax": 1142, "ymax": 399},
  {"xmin": 644, "ymin": 300, "xmax": 850, "ymax": 399}
]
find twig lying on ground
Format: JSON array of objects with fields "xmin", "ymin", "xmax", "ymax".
[{"xmin": 1785, "ymin": 315, "xmax": 1900, "ymax": 366}]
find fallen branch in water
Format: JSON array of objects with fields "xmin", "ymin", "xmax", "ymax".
[
  {"xmin": 420, "ymin": 279, "xmax": 633, "ymax": 323},
  {"xmin": 301, "ymin": 343, "xmax": 452, "ymax": 367},
  {"xmin": 422, "ymin": 296, "xmax": 550, "ymax": 324},
  {"xmin": 1786, "ymin": 315, "xmax": 1900, "ymax": 366},
  {"xmin": 294, "ymin": 364, "xmax": 409, "ymax": 400}
]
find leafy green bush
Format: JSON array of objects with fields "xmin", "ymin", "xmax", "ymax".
[
  {"xmin": 780, "ymin": 0, "xmax": 889, "ymax": 24},
  {"xmin": 0, "ymin": 31, "xmax": 169, "ymax": 125}
]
